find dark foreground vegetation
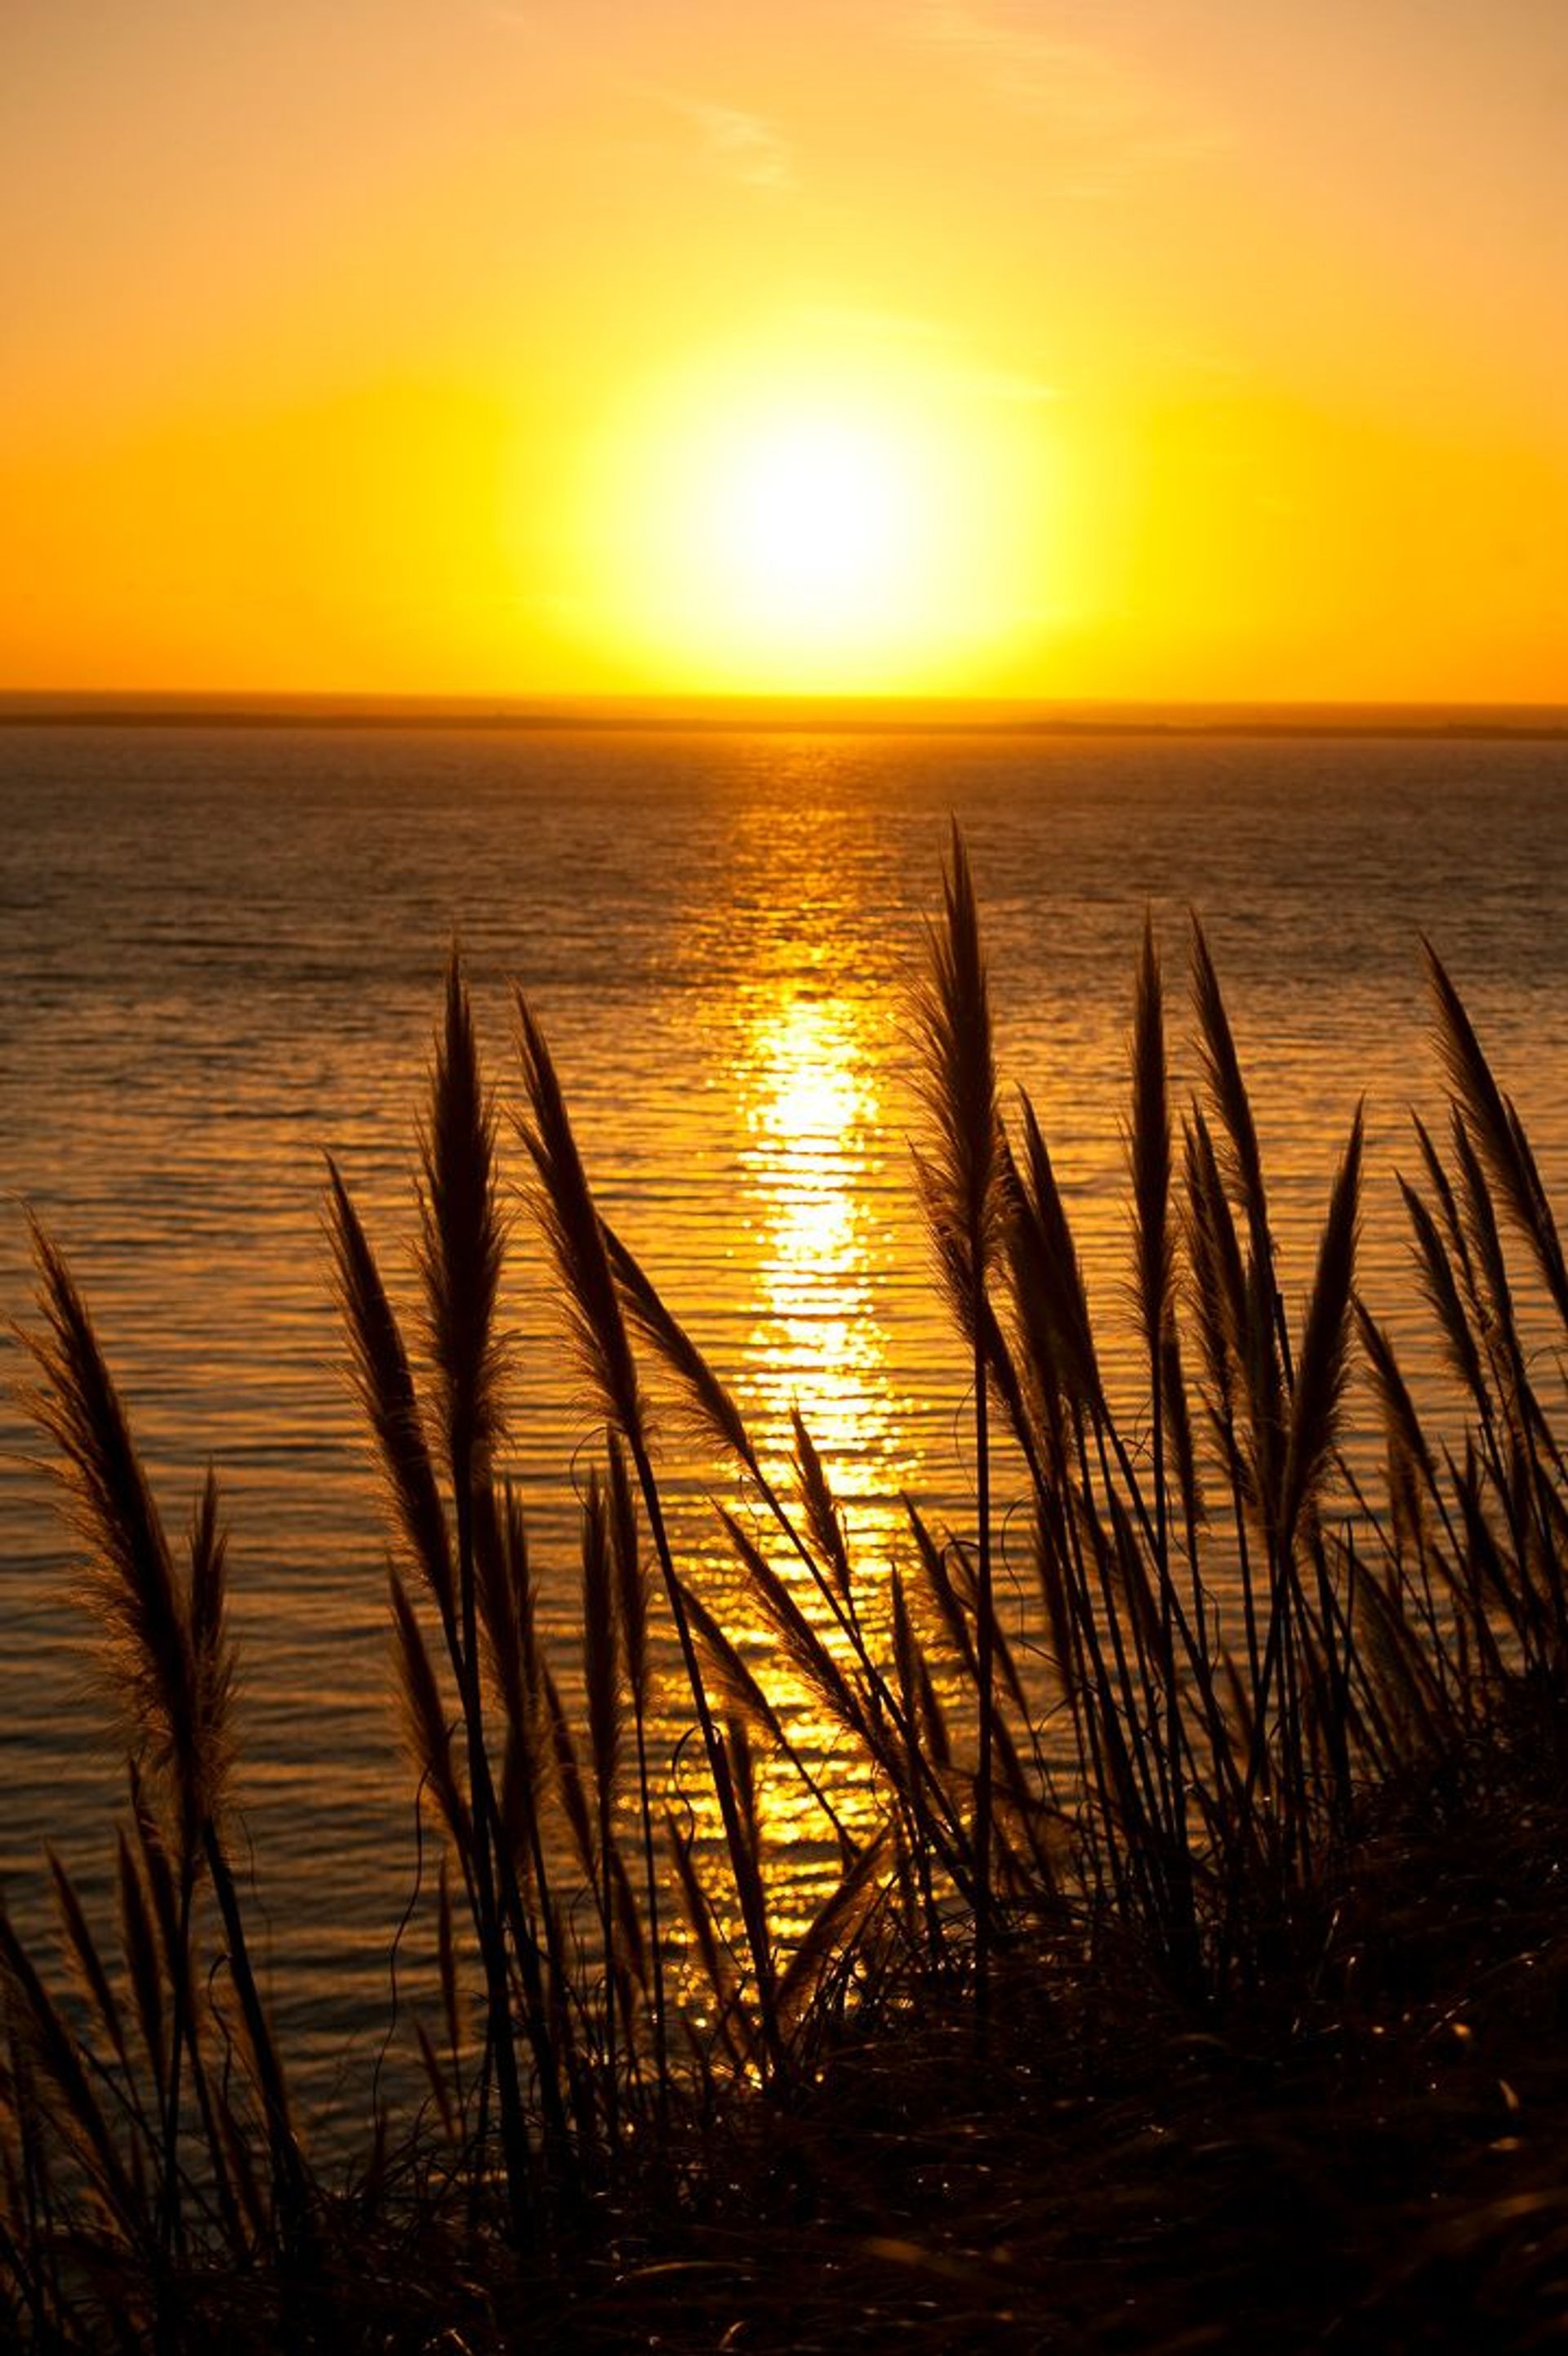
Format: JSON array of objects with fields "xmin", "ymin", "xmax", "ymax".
[{"xmin": 7, "ymin": 832, "xmax": 1568, "ymax": 2349}]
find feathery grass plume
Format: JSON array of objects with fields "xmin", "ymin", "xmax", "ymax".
[
  {"xmin": 1410, "ymin": 1107, "xmax": 1489, "ymax": 1346},
  {"xmin": 1190, "ymin": 918, "xmax": 1272, "ymax": 1287},
  {"xmin": 1354, "ymin": 1304, "xmax": 1441, "ymax": 1527},
  {"xmin": 1445, "ymin": 1130, "xmax": 1563, "ymax": 1640},
  {"xmin": 1129, "ymin": 914, "xmax": 1175, "ymax": 1370},
  {"xmin": 415, "ymin": 965, "xmax": 522, "ymax": 2149},
  {"xmin": 185, "ymin": 1469, "xmax": 237, "ymax": 1971},
  {"xmin": 604, "ymin": 1223, "xmax": 757, "ymax": 1475},
  {"xmin": 19, "ymin": 1230, "xmax": 247, "ymax": 2259},
  {"xmin": 679, "ymin": 1580, "xmax": 787, "ymax": 1752},
  {"xmin": 1449, "ymin": 1109, "xmax": 1519, "ymax": 1364},
  {"xmin": 908, "ymin": 1506, "xmax": 979, "ymax": 1687},
  {"xmin": 1502, "ymin": 1098, "xmax": 1568, "ymax": 1320},
  {"xmin": 1102, "ymin": 1493, "xmax": 1166, "ymax": 1689},
  {"xmin": 1427, "ymin": 942, "xmax": 1568, "ymax": 1329},
  {"xmin": 791, "ymin": 1410, "xmax": 853, "ymax": 1605},
  {"xmin": 1161, "ymin": 1327, "xmax": 1204, "ymax": 1559},
  {"xmin": 358, "ymin": 977, "xmax": 532, "ymax": 2245},
  {"xmin": 517, "ymin": 993, "xmax": 782, "ymax": 2059},
  {"xmin": 774, "ymin": 1835, "xmax": 889, "ymax": 2046},
  {"xmin": 514, "ymin": 997, "xmax": 642, "ymax": 1443},
  {"xmin": 327, "ymin": 1162, "xmax": 456, "ymax": 1638},
  {"xmin": 719, "ymin": 1511, "xmax": 868, "ymax": 1751},
  {"xmin": 1183, "ymin": 1109, "xmax": 1267, "ymax": 1704},
  {"xmin": 943, "ymin": 1537, "xmax": 1040, "ymax": 1744},
  {"xmin": 416, "ymin": 953, "xmax": 508, "ymax": 1491},
  {"xmin": 169, "ymin": 1477, "xmax": 237, "ymax": 2260},
  {"xmin": 539, "ymin": 1662, "xmax": 598, "ymax": 1893},
  {"xmin": 1183, "ymin": 1108, "xmax": 1249, "ymax": 1442},
  {"xmin": 912, "ymin": 1643, "xmax": 954, "ymax": 1783},
  {"xmin": 605, "ymin": 1439, "xmax": 648, "ymax": 1718},
  {"xmin": 1009, "ymin": 1092, "xmax": 1103, "ymax": 1423},
  {"xmin": 1449, "ymin": 1438, "xmax": 1537, "ymax": 1653},
  {"xmin": 1353, "ymin": 1301, "xmax": 1476, "ymax": 1622},
  {"xmin": 1352, "ymin": 1302, "xmax": 1468, "ymax": 1684},
  {"xmin": 909, "ymin": 823, "xmax": 1004, "ymax": 2005},
  {"xmin": 472, "ymin": 1482, "xmax": 532, "ymax": 1778},
  {"xmin": 1406, "ymin": 1105, "xmax": 1549, "ymax": 1607},
  {"xmin": 679, "ymin": 1577, "xmax": 851, "ymax": 1847},
  {"xmin": 1279, "ymin": 1109, "xmax": 1364, "ymax": 1555},
  {"xmin": 47, "ymin": 1855, "xmax": 129, "ymax": 2080},
  {"xmin": 1232, "ymin": 1100, "xmax": 1361, "ymax": 1872},
  {"xmin": 896, "ymin": 1506, "xmax": 993, "ymax": 1863},
  {"xmin": 19, "ymin": 1225, "xmax": 225, "ymax": 1858},
  {"xmin": 1125, "ymin": 917, "xmax": 1187, "ymax": 1881},
  {"xmin": 0, "ymin": 1912, "xmax": 142, "ymax": 2243},
  {"xmin": 580, "ymin": 1472, "xmax": 623, "ymax": 1821},
  {"xmin": 908, "ymin": 823, "xmax": 1005, "ymax": 1310},
  {"xmin": 1399, "ymin": 1174, "xmax": 1490, "ymax": 1416},
  {"xmin": 388, "ymin": 1572, "xmax": 472, "ymax": 1867},
  {"xmin": 888, "ymin": 1568, "xmax": 947, "ymax": 1953},
  {"xmin": 1190, "ymin": 931, "xmax": 1293, "ymax": 1558}
]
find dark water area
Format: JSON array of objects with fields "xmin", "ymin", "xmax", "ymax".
[{"xmin": 2, "ymin": 721, "xmax": 1565, "ymax": 2116}]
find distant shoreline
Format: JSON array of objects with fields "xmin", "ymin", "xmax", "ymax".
[{"xmin": 4, "ymin": 694, "xmax": 1568, "ymax": 741}]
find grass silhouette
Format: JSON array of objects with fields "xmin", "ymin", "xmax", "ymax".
[{"xmin": 6, "ymin": 834, "xmax": 1568, "ymax": 2348}]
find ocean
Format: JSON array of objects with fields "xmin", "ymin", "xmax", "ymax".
[{"xmin": 2, "ymin": 719, "xmax": 1566, "ymax": 2118}]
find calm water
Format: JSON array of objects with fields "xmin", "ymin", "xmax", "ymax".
[{"xmin": 2, "ymin": 722, "xmax": 1566, "ymax": 2119}]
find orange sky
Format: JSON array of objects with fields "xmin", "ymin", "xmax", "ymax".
[{"xmin": 4, "ymin": 2, "xmax": 1566, "ymax": 700}]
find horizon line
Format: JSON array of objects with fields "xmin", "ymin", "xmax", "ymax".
[{"xmin": 4, "ymin": 689, "xmax": 1568, "ymax": 742}]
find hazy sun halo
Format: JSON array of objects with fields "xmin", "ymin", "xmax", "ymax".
[{"xmin": 575, "ymin": 344, "xmax": 1054, "ymax": 694}]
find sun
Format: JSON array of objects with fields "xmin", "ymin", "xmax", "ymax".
[
  {"xmin": 571, "ymin": 336, "xmax": 1056, "ymax": 694},
  {"xmin": 712, "ymin": 415, "xmax": 916, "ymax": 638}
]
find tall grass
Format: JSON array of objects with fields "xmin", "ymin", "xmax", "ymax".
[{"xmin": 4, "ymin": 837, "xmax": 1568, "ymax": 2343}]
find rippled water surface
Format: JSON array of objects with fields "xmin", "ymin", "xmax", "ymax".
[{"xmin": 2, "ymin": 722, "xmax": 1566, "ymax": 2113}]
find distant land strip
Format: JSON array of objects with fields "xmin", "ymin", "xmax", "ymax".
[{"xmin": 4, "ymin": 695, "xmax": 1568, "ymax": 740}]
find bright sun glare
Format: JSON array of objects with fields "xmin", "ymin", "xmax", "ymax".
[
  {"xmin": 577, "ymin": 340, "xmax": 1053, "ymax": 694},
  {"xmin": 715, "ymin": 417, "xmax": 914, "ymax": 633}
]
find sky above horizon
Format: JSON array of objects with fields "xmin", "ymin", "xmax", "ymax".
[{"xmin": 4, "ymin": 2, "xmax": 1567, "ymax": 701}]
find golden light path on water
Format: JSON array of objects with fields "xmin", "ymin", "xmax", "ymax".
[
  {"xmin": 606, "ymin": 936, "xmax": 1011, "ymax": 1998},
  {"xmin": 739, "ymin": 989, "xmax": 902, "ymax": 1510},
  {"xmin": 692, "ymin": 981, "xmax": 924, "ymax": 1925}
]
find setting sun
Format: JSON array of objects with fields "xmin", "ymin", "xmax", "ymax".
[
  {"xmin": 572, "ymin": 341, "xmax": 1057, "ymax": 692},
  {"xmin": 715, "ymin": 416, "xmax": 915, "ymax": 635}
]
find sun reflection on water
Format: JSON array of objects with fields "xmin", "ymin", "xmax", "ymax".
[
  {"xmin": 737, "ymin": 988, "xmax": 909, "ymax": 1531},
  {"xmin": 711, "ymin": 984, "xmax": 922, "ymax": 1894}
]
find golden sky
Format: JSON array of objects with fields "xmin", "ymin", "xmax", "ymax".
[{"xmin": 4, "ymin": 2, "xmax": 1566, "ymax": 700}]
